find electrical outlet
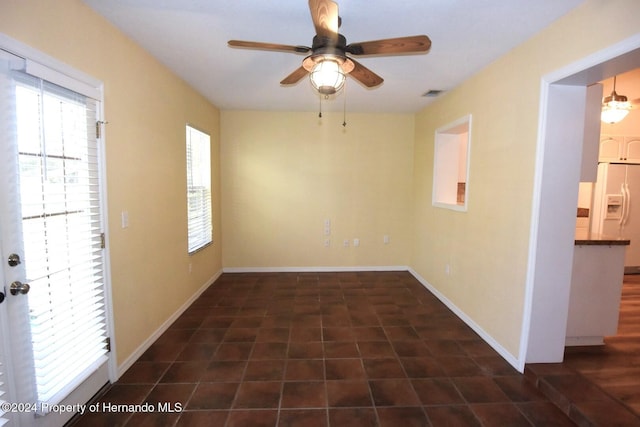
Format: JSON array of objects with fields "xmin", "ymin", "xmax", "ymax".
[
  {"xmin": 383, "ymin": 235, "xmax": 390, "ymax": 244},
  {"xmin": 343, "ymin": 239, "xmax": 350, "ymax": 247},
  {"xmin": 353, "ymin": 238, "xmax": 360, "ymax": 247}
]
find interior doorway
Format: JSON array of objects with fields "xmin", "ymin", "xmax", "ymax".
[{"xmin": 523, "ymin": 34, "xmax": 640, "ymax": 366}]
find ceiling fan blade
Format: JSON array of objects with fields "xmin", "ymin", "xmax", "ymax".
[
  {"xmin": 281, "ymin": 66, "xmax": 309, "ymax": 85},
  {"xmin": 228, "ymin": 40, "xmax": 310, "ymax": 54},
  {"xmin": 308, "ymin": 0, "xmax": 339, "ymax": 41},
  {"xmin": 348, "ymin": 59, "xmax": 383, "ymax": 88},
  {"xmin": 347, "ymin": 35, "xmax": 431, "ymax": 56}
]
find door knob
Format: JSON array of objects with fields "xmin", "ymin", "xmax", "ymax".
[
  {"xmin": 7, "ymin": 253, "xmax": 21, "ymax": 267},
  {"xmin": 10, "ymin": 281, "xmax": 30, "ymax": 296}
]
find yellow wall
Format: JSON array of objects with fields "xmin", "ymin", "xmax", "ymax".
[
  {"xmin": 221, "ymin": 111, "xmax": 414, "ymax": 268},
  {"xmin": 3, "ymin": 0, "xmax": 640, "ymax": 372},
  {"xmin": 0, "ymin": 0, "xmax": 222, "ymax": 366},
  {"xmin": 412, "ymin": 0, "xmax": 640, "ymax": 357}
]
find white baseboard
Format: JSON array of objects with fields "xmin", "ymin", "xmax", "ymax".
[
  {"xmin": 116, "ymin": 269, "xmax": 223, "ymax": 379},
  {"xmin": 408, "ymin": 268, "xmax": 522, "ymax": 372},
  {"xmin": 565, "ymin": 336, "xmax": 604, "ymax": 346},
  {"xmin": 222, "ymin": 265, "xmax": 409, "ymax": 273},
  {"xmin": 222, "ymin": 266, "xmax": 521, "ymax": 369}
]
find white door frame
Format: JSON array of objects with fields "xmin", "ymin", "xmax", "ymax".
[
  {"xmin": 522, "ymin": 33, "xmax": 640, "ymax": 366},
  {"xmin": 0, "ymin": 31, "xmax": 117, "ymax": 383}
]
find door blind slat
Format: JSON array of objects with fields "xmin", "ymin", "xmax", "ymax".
[{"xmin": 13, "ymin": 72, "xmax": 109, "ymax": 407}]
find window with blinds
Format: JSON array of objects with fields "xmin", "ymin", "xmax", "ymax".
[
  {"xmin": 14, "ymin": 74, "xmax": 109, "ymax": 407},
  {"xmin": 186, "ymin": 125, "xmax": 212, "ymax": 254}
]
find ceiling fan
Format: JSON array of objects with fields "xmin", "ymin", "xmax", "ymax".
[{"xmin": 228, "ymin": 0, "xmax": 431, "ymax": 96}]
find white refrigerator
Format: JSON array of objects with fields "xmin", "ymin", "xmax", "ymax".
[{"xmin": 592, "ymin": 162, "xmax": 640, "ymax": 273}]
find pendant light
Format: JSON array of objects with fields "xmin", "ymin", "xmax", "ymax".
[{"xmin": 601, "ymin": 76, "xmax": 631, "ymax": 124}]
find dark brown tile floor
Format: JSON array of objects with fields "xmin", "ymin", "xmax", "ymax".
[
  {"xmin": 526, "ymin": 274, "xmax": 640, "ymax": 426},
  {"xmin": 71, "ymin": 271, "xmax": 576, "ymax": 426}
]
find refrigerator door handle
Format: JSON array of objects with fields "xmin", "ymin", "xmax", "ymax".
[
  {"xmin": 624, "ymin": 182, "xmax": 631, "ymax": 226},
  {"xmin": 620, "ymin": 183, "xmax": 626, "ymax": 228}
]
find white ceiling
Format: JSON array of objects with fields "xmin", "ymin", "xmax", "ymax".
[{"xmin": 83, "ymin": 0, "xmax": 585, "ymax": 113}]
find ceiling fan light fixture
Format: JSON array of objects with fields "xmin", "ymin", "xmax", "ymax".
[
  {"xmin": 309, "ymin": 58, "xmax": 346, "ymax": 95},
  {"xmin": 601, "ymin": 76, "xmax": 631, "ymax": 124},
  {"xmin": 229, "ymin": 0, "xmax": 430, "ymax": 102}
]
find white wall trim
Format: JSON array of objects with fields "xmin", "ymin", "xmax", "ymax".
[
  {"xmin": 116, "ymin": 269, "xmax": 223, "ymax": 378},
  {"xmin": 222, "ymin": 265, "xmax": 409, "ymax": 273},
  {"xmin": 522, "ymin": 32, "xmax": 640, "ymax": 364},
  {"xmin": 0, "ymin": 32, "xmax": 102, "ymax": 94},
  {"xmin": 0, "ymin": 32, "xmax": 121, "ymax": 391},
  {"xmin": 408, "ymin": 268, "xmax": 521, "ymax": 372},
  {"xmin": 518, "ymin": 76, "xmax": 549, "ymax": 371},
  {"xmin": 546, "ymin": 33, "xmax": 640, "ymax": 84}
]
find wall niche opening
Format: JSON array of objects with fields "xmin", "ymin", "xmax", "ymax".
[{"xmin": 433, "ymin": 114, "xmax": 472, "ymax": 211}]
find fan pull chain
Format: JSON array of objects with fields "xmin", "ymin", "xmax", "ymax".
[
  {"xmin": 318, "ymin": 94, "xmax": 322, "ymax": 118},
  {"xmin": 342, "ymin": 79, "xmax": 347, "ymax": 127}
]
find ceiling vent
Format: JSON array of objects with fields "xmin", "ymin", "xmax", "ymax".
[{"xmin": 422, "ymin": 89, "xmax": 444, "ymax": 97}]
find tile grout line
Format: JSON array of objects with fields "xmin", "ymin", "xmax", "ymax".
[{"xmin": 75, "ymin": 272, "xmax": 581, "ymax": 426}]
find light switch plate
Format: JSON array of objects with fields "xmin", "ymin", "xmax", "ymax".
[{"xmin": 121, "ymin": 211, "xmax": 129, "ymax": 228}]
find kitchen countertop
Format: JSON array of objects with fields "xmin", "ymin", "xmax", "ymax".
[{"xmin": 575, "ymin": 229, "xmax": 630, "ymax": 246}]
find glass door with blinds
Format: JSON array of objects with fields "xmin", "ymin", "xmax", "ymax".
[{"xmin": 0, "ymin": 47, "xmax": 112, "ymax": 427}]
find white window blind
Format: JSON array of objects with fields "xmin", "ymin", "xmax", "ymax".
[
  {"xmin": 14, "ymin": 73, "xmax": 108, "ymax": 408},
  {"xmin": 0, "ymin": 358, "xmax": 10, "ymax": 426},
  {"xmin": 186, "ymin": 125, "xmax": 212, "ymax": 253}
]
